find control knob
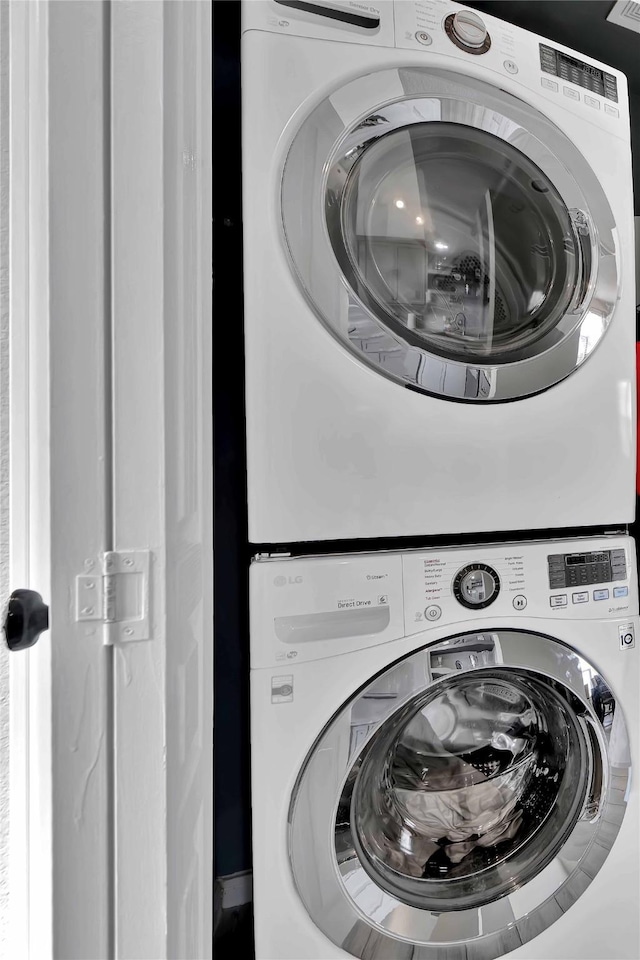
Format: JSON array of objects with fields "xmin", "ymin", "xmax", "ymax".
[
  {"xmin": 445, "ymin": 10, "xmax": 491, "ymax": 54},
  {"xmin": 452, "ymin": 10, "xmax": 488, "ymax": 48},
  {"xmin": 453, "ymin": 563, "xmax": 500, "ymax": 610}
]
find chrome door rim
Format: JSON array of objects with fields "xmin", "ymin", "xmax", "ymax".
[
  {"xmin": 281, "ymin": 67, "xmax": 619, "ymax": 401},
  {"xmin": 288, "ymin": 630, "xmax": 629, "ymax": 960}
]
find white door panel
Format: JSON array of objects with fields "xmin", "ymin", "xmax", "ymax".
[
  {"xmin": 111, "ymin": 3, "xmax": 213, "ymax": 958},
  {"xmin": 9, "ymin": 3, "xmax": 112, "ymax": 957},
  {"xmin": 8, "ymin": 2, "xmax": 212, "ymax": 958}
]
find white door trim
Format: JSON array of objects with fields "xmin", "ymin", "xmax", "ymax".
[{"xmin": 111, "ymin": 3, "xmax": 213, "ymax": 957}]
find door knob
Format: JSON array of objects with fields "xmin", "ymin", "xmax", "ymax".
[{"xmin": 3, "ymin": 589, "xmax": 49, "ymax": 651}]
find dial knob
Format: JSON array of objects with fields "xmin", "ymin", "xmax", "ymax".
[
  {"xmin": 453, "ymin": 563, "xmax": 500, "ymax": 610},
  {"xmin": 452, "ymin": 10, "xmax": 488, "ymax": 48}
]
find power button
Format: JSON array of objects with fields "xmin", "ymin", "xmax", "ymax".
[
  {"xmin": 415, "ymin": 31, "xmax": 433, "ymax": 45},
  {"xmin": 619, "ymin": 623, "xmax": 635, "ymax": 650}
]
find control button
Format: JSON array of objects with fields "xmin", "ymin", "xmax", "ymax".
[
  {"xmin": 619, "ymin": 623, "xmax": 635, "ymax": 649},
  {"xmin": 550, "ymin": 594, "xmax": 567, "ymax": 608},
  {"xmin": 613, "ymin": 586, "xmax": 629, "ymax": 598},
  {"xmin": 572, "ymin": 591, "xmax": 589, "ymax": 604},
  {"xmin": 415, "ymin": 30, "xmax": 432, "ymax": 46},
  {"xmin": 593, "ymin": 589, "xmax": 609, "ymax": 601},
  {"xmin": 503, "ymin": 59, "xmax": 518, "ymax": 74},
  {"xmin": 541, "ymin": 77, "xmax": 558, "ymax": 92},
  {"xmin": 563, "ymin": 86, "xmax": 580, "ymax": 101},
  {"xmin": 513, "ymin": 595, "xmax": 527, "ymax": 610},
  {"xmin": 425, "ymin": 604, "xmax": 442, "ymax": 621},
  {"xmin": 604, "ymin": 103, "xmax": 619, "ymax": 117},
  {"xmin": 603, "ymin": 75, "xmax": 619, "ymax": 102},
  {"xmin": 584, "ymin": 95, "xmax": 600, "ymax": 109}
]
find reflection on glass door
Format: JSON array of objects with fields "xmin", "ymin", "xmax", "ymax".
[
  {"xmin": 348, "ymin": 669, "xmax": 588, "ymax": 908},
  {"xmin": 283, "ymin": 68, "xmax": 620, "ymax": 399},
  {"xmin": 334, "ymin": 124, "xmax": 580, "ymax": 364}
]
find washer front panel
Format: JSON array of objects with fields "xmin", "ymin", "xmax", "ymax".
[
  {"xmin": 288, "ymin": 630, "xmax": 629, "ymax": 960},
  {"xmin": 281, "ymin": 67, "xmax": 618, "ymax": 401}
]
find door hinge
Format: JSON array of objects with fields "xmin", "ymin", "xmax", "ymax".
[{"xmin": 76, "ymin": 550, "xmax": 150, "ymax": 645}]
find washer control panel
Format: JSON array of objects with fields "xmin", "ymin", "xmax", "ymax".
[
  {"xmin": 252, "ymin": 537, "xmax": 638, "ymax": 666},
  {"xmin": 402, "ymin": 536, "xmax": 637, "ymax": 635}
]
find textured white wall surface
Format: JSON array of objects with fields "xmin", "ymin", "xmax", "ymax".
[{"xmin": 0, "ymin": 0, "xmax": 10, "ymax": 946}]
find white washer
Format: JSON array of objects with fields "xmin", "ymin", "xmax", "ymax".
[
  {"xmin": 242, "ymin": 1, "xmax": 636, "ymax": 543},
  {"xmin": 251, "ymin": 535, "xmax": 639, "ymax": 959}
]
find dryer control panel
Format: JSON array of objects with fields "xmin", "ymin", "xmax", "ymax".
[
  {"xmin": 396, "ymin": 1, "xmax": 628, "ymax": 131},
  {"xmin": 244, "ymin": 0, "xmax": 628, "ymax": 129}
]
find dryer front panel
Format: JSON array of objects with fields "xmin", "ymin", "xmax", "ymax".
[
  {"xmin": 288, "ymin": 630, "xmax": 630, "ymax": 959},
  {"xmin": 282, "ymin": 68, "xmax": 618, "ymax": 400}
]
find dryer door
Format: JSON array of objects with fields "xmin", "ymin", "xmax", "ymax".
[
  {"xmin": 289, "ymin": 630, "xmax": 630, "ymax": 960},
  {"xmin": 281, "ymin": 68, "xmax": 618, "ymax": 400}
]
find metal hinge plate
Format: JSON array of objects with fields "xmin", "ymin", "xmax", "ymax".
[{"xmin": 76, "ymin": 550, "xmax": 150, "ymax": 644}]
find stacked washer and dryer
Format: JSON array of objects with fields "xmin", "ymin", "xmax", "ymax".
[{"xmin": 241, "ymin": 2, "xmax": 639, "ymax": 958}]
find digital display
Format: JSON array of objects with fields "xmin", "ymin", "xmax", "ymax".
[
  {"xmin": 560, "ymin": 54, "xmax": 600, "ymax": 79},
  {"xmin": 539, "ymin": 44, "xmax": 618, "ymax": 102},
  {"xmin": 567, "ymin": 552, "xmax": 609, "ymax": 564}
]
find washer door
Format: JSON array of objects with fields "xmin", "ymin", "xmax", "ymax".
[
  {"xmin": 281, "ymin": 68, "xmax": 619, "ymax": 400},
  {"xmin": 289, "ymin": 631, "xmax": 630, "ymax": 960}
]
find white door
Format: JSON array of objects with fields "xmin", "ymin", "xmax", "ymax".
[{"xmin": 6, "ymin": 3, "xmax": 212, "ymax": 958}]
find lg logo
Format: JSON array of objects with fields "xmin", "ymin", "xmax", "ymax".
[{"xmin": 274, "ymin": 575, "xmax": 303, "ymax": 586}]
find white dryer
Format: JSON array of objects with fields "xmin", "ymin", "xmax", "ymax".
[
  {"xmin": 242, "ymin": 1, "xmax": 636, "ymax": 543},
  {"xmin": 250, "ymin": 535, "xmax": 639, "ymax": 958}
]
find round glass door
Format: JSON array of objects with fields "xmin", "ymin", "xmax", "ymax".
[
  {"xmin": 282, "ymin": 67, "xmax": 619, "ymax": 400},
  {"xmin": 331, "ymin": 123, "xmax": 580, "ymax": 364},
  {"xmin": 289, "ymin": 631, "xmax": 630, "ymax": 960},
  {"xmin": 349, "ymin": 669, "xmax": 588, "ymax": 911}
]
